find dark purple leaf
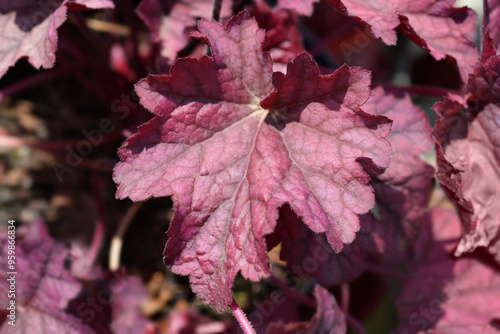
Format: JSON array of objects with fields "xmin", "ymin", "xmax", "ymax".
[
  {"xmin": 372, "ymin": 163, "xmax": 435, "ymax": 252},
  {"xmin": 273, "ymin": 206, "xmax": 383, "ymax": 285},
  {"xmin": 109, "ymin": 270, "xmax": 151, "ymax": 334},
  {"xmin": 266, "ymin": 285, "xmax": 346, "ymax": 334},
  {"xmin": 0, "ymin": 0, "xmax": 113, "ymax": 78},
  {"xmin": 0, "ymin": 221, "xmax": 94, "ymax": 334},
  {"xmin": 395, "ymin": 208, "xmax": 500, "ymax": 334},
  {"xmin": 248, "ymin": 0, "xmax": 304, "ymax": 72}
]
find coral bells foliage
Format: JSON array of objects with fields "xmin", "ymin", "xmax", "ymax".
[
  {"xmin": 0, "ymin": 221, "xmax": 94, "ymax": 334},
  {"xmin": 433, "ymin": 0, "xmax": 500, "ymax": 262},
  {"xmin": 326, "ymin": 0, "xmax": 479, "ymax": 82},
  {"xmin": 396, "ymin": 208, "xmax": 500, "ymax": 334},
  {"xmin": 280, "ymin": 0, "xmax": 478, "ymax": 81},
  {"xmin": 0, "ymin": 222, "xmax": 151, "ymax": 334},
  {"xmin": 3, "ymin": 0, "xmax": 500, "ymax": 332},
  {"xmin": 113, "ymin": 12, "xmax": 392, "ymax": 312}
]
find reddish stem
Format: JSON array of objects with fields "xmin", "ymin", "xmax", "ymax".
[
  {"xmin": 270, "ymin": 275, "xmax": 316, "ymax": 309},
  {"xmin": 0, "ymin": 64, "xmax": 83, "ymax": 100},
  {"xmin": 230, "ymin": 298, "xmax": 256, "ymax": 334},
  {"xmin": 51, "ymin": 155, "xmax": 116, "ymax": 174},
  {"xmin": 376, "ymin": 83, "xmax": 461, "ymax": 98}
]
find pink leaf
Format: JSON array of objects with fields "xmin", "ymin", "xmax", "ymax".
[
  {"xmin": 0, "ymin": 221, "xmax": 94, "ymax": 334},
  {"xmin": 277, "ymin": 0, "xmax": 320, "ymax": 16},
  {"xmin": 363, "ymin": 87, "xmax": 432, "ymax": 183},
  {"xmin": 434, "ymin": 94, "xmax": 500, "ymax": 260},
  {"xmin": 109, "ymin": 271, "xmax": 151, "ymax": 334},
  {"xmin": 136, "ymin": 0, "xmax": 231, "ymax": 62},
  {"xmin": 305, "ymin": 286, "xmax": 346, "ymax": 334},
  {"xmin": 433, "ymin": 9, "xmax": 500, "ymax": 260},
  {"xmin": 0, "ymin": 0, "xmax": 113, "ymax": 78},
  {"xmin": 468, "ymin": 55, "xmax": 500, "ymax": 102},
  {"xmin": 113, "ymin": 12, "xmax": 392, "ymax": 312},
  {"xmin": 326, "ymin": 0, "xmax": 479, "ymax": 82},
  {"xmin": 70, "ymin": 0, "xmax": 114, "ymax": 9}
]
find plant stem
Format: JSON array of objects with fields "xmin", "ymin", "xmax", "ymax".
[
  {"xmin": 230, "ymin": 298, "xmax": 256, "ymax": 334},
  {"xmin": 109, "ymin": 201, "xmax": 145, "ymax": 270},
  {"xmin": 212, "ymin": 0, "xmax": 223, "ymax": 22},
  {"xmin": 340, "ymin": 283, "xmax": 350, "ymax": 314},
  {"xmin": 88, "ymin": 173, "xmax": 106, "ymax": 267},
  {"xmin": 377, "ymin": 83, "xmax": 461, "ymax": 98},
  {"xmin": 0, "ymin": 64, "xmax": 82, "ymax": 101},
  {"xmin": 270, "ymin": 275, "xmax": 316, "ymax": 309},
  {"xmin": 346, "ymin": 314, "xmax": 368, "ymax": 334}
]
